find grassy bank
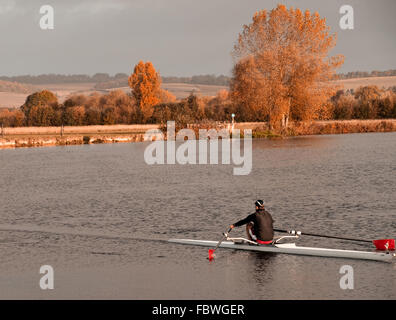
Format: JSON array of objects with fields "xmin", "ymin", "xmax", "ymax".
[
  {"xmin": 1, "ymin": 124, "xmax": 159, "ymax": 136},
  {"xmin": 0, "ymin": 134, "xmax": 151, "ymax": 149},
  {"xmin": 0, "ymin": 124, "xmax": 161, "ymax": 149},
  {"xmin": 235, "ymin": 119, "xmax": 396, "ymax": 137}
]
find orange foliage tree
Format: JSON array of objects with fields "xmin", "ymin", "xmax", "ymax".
[
  {"xmin": 0, "ymin": 109, "xmax": 25, "ymax": 127},
  {"xmin": 128, "ymin": 61, "xmax": 173, "ymax": 121},
  {"xmin": 230, "ymin": 4, "xmax": 344, "ymax": 128},
  {"xmin": 353, "ymin": 85, "xmax": 383, "ymax": 119}
]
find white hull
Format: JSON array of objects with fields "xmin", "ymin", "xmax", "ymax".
[{"xmin": 168, "ymin": 239, "xmax": 395, "ymax": 262}]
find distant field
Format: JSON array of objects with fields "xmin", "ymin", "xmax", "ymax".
[
  {"xmin": 105, "ymin": 83, "xmax": 228, "ymax": 99},
  {"xmin": 37, "ymin": 82, "xmax": 103, "ymax": 102},
  {"xmin": 332, "ymin": 76, "xmax": 396, "ymax": 90},
  {"xmin": 161, "ymin": 83, "xmax": 228, "ymax": 99},
  {"xmin": 1, "ymin": 76, "xmax": 395, "ymax": 109},
  {"xmin": 0, "ymin": 80, "xmax": 37, "ymax": 108},
  {"xmin": 0, "ymin": 82, "xmax": 103, "ymax": 108},
  {"xmin": 0, "ymin": 92, "xmax": 27, "ymax": 108}
]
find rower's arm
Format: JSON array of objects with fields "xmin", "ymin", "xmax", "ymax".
[{"xmin": 233, "ymin": 213, "xmax": 255, "ymax": 227}]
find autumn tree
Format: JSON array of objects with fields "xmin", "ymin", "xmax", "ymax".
[
  {"xmin": 0, "ymin": 109, "xmax": 12, "ymax": 127},
  {"xmin": 21, "ymin": 90, "xmax": 58, "ymax": 113},
  {"xmin": 377, "ymin": 93, "xmax": 395, "ymax": 119},
  {"xmin": 231, "ymin": 56, "xmax": 269, "ymax": 121},
  {"xmin": 204, "ymin": 90, "xmax": 235, "ymax": 121},
  {"xmin": 21, "ymin": 90, "xmax": 59, "ymax": 126},
  {"xmin": 26, "ymin": 104, "xmax": 55, "ymax": 126},
  {"xmin": 230, "ymin": 4, "xmax": 344, "ymax": 128},
  {"xmin": 159, "ymin": 89, "xmax": 176, "ymax": 104},
  {"xmin": 12, "ymin": 110, "xmax": 25, "ymax": 127},
  {"xmin": 331, "ymin": 92, "xmax": 356, "ymax": 120},
  {"xmin": 128, "ymin": 61, "xmax": 162, "ymax": 121},
  {"xmin": 63, "ymin": 106, "xmax": 86, "ymax": 126},
  {"xmin": 354, "ymin": 85, "xmax": 382, "ymax": 119}
]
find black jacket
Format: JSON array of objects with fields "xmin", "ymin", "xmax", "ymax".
[{"xmin": 234, "ymin": 209, "xmax": 274, "ymax": 241}]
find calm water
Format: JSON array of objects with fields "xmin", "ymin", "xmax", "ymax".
[{"xmin": 0, "ymin": 133, "xmax": 395, "ymax": 299}]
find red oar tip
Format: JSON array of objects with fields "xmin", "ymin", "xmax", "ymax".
[
  {"xmin": 208, "ymin": 249, "xmax": 216, "ymax": 261},
  {"xmin": 373, "ymin": 239, "xmax": 395, "ymax": 251}
]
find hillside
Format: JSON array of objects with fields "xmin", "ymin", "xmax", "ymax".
[
  {"xmin": 0, "ymin": 80, "xmax": 37, "ymax": 94},
  {"xmin": 332, "ymin": 76, "xmax": 396, "ymax": 90}
]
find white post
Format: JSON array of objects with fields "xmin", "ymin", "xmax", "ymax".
[{"xmin": 231, "ymin": 113, "xmax": 235, "ymax": 132}]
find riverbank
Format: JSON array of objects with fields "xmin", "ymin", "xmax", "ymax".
[
  {"xmin": 287, "ymin": 119, "xmax": 396, "ymax": 136},
  {"xmin": 238, "ymin": 119, "xmax": 396, "ymax": 137},
  {"xmin": 0, "ymin": 135, "xmax": 150, "ymax": 149},
  {"xmin": 1, "ymin": 120, "xmax": 396, "ymax": 149},
  {"xmin": 0, "ymin": 124, "xmax": 159, "ymax": 149}
]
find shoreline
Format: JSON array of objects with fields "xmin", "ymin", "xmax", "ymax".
[
  {"xmin": 1, "ymin": 119, "xmax": 396, "ymax": 149},
  {"xmin": 0, "ymin": 134, "xmax": 150, "ymax": 149},
  {"xmin": 0, "ymin": 124, "xmax": 160, "ymax": 149}
]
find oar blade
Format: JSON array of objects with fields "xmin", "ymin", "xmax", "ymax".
[
  {"xmin": 372, "ymin": 239, "xmax": 395, "ymax": 251},
  {"xmin": 208, "ymin": 249, "xmax": 216, "ymax": 261}
]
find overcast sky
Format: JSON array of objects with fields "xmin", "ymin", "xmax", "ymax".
[{"xmin": 0, "ymin": 0, "xmax": 395, "ymax": 76}]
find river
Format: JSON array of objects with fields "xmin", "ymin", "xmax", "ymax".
[{"xmin": 0, "ymin": 132, "xmax": 395, "ymax": 299}]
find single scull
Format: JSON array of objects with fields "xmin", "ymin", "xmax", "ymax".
[{"xmin": 168, "ymin": 238, "xmax": 396, "ymax": 262}]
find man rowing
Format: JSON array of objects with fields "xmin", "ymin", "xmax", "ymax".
[{"xmin": 230, "ymin": 200, "xmax": 274, "ymax": 244}]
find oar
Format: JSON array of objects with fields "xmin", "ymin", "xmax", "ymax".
[
  {"xmin": 208, "ymin": 227, "xmax": 232, "ymax": 261},
  {"xmin": 274, "ymin": 228, "xmax": 395, "ymax": 250}
]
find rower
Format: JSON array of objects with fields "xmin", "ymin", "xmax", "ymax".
[{"xmin": 230, "ymin": 200, "xmax": 274, "ymax": 245}]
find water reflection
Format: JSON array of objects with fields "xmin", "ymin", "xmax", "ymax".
[
  {"xmin": 248, "ymin": 252, "xmax": 277, "ymax": 285},
  {"xmin": 253, "ymin": 135, "xmax": 336, "ymax": 150}
]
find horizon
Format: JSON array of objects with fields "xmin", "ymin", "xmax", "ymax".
[{"xmin": 1, "ymin": 69, "xmax": 396, "ymax": 79}]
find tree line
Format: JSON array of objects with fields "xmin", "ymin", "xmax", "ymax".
[
  {"xmin": 0, "ymin": 73, "xmax": 231, "ymax": 87},
  {"xmin": 338, "ymin": 70, "xmax": 396, "ymax": 79},
  {"xmin": 1, "ymin": 70, "xmax": 395, "ymax": 87},
  {"xmin": 1, "ymin": 84, "xmax": 395, "ymax": 128},
  {"xmin": 0, "ymin": 80, "xmax": 36, "ymax": 94},
  {"xmin": 0, "ymin": 73, "xmax": 128, "ymax": 85},
  {"xmin": 94, "ymin": 74, "xmax": 230, "ymax": 90}
]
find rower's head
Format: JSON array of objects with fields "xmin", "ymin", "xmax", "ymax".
[{"xmin": 255, "ymin": 200, "xmax": 265, "ymax": 210}]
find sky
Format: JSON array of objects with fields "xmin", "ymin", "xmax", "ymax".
[{"xmin": 0, "ymin": 0, "xmax": 395, "ymax": 77}]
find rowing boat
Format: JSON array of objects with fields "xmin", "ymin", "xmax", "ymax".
[{"xmin": 168, "ymin": 238, "xmax": 395, "ymax": 262}]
